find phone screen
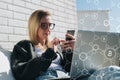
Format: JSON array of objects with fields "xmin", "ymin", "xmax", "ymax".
[{"xmin": 65, "ymin": 30, "xmax": 75, "ymax": 41}]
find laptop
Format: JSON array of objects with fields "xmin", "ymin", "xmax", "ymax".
[
  {"xmin": 51, "ymin": 30, "xmax": 120, "ymax": 80},
  {"xmin": 70, "ymin": 30, "xmax": 120, "ymax": 80}
]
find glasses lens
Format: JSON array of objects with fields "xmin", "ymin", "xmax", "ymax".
[
  {"xmin": 41, "ymin": 23, "xmax": 47, "ymax": 29},
  {"xmin": 41, "ymin": 23, "xmax": 55, "ymax": 30},
  {"xmin": 49, "ymin": 23, "xmax": 55, "ymax": 30}
]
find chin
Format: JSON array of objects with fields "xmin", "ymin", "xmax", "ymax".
[{"xmin": 44, "ymin": 35, "xmax": 49, "ymax": 39}]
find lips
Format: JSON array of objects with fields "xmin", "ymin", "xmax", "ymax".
[{"xmin": 44, "ymin": 33, "xmax": 49, "ymax": 36}]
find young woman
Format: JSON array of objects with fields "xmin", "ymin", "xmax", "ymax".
[{"xmin": 10, "ymin": 10, "xmax": 75, "ymax": 80}]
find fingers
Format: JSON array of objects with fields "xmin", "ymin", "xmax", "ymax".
[
  {"xmin": 51, "ymin": 37, "xmax": 60, "ymax": 46},
  {"xmin": 48, "ymin": 37, "xmax": 60, "ymax": 52},
  {"xmin": 66, "ymin": 33, "xmax": 75, "ymax": 40},
  {"xmin": 53, "ymin": 37, "xmax": 60, "ymax": 45},
  {"xmin": 61, "ymin": 40, "xmax": 75, "ymax": 50},
  {"xmin": 49, "ymin": 36, "xmax": 75, "ymax": 51}
]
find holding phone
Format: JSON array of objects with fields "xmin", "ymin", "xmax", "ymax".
[
  {"xmin": 65, "ymin": 30, "xmax": 75, "ymax": 41},
  {"xmin": 64, "ymin": 30, "xmax": 75, "ymax": 53}
]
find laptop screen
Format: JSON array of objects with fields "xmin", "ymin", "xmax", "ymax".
[{"xmin": 70, "ymin": 30, "xmax": 120, "ymax": 80}]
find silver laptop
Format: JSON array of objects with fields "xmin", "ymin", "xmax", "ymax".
[{"xmin": 70, "ymin": 30, "xmax": 120, "ymax": 80}]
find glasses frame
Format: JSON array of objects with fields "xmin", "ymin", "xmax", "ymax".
[{"xmin": 40, "ymin": 23, "xmax": 55, "ymax": 30}]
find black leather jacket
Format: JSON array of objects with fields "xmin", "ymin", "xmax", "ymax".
[{"xmin": 10, "ymin": 40, "xmax": 73, "ymax": 80}]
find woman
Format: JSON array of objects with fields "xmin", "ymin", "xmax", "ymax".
[{"xmin": 10, "ymin": 10, "xmax": 75, "ymax": 80}]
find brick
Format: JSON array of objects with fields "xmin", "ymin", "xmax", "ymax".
[
  {"xmin": 14, "ymin": 12, "xmax": 26, "ymax": 20},
  {"xmin": 31, "ymin": 0, "xmax": 40, "ymax": 5},
  {"xmin": 8, "ymin": 4, "xmax": 31, "ymax": 14},
  {"xmin": 14, "ymin": 27, "xmax": 27, "ymax": 35},
  {"xmin": 13, "ymin": 0, "xmax": 26, "ymax": 7},
  {"xmin": 0, "ymin": 26, "xmax": 13, "ymax": 34},
  {"xmin": 55, "ymin": 21, "xmax": 66, "ymax": 27},
  {"xmin": 0, "ymin": 9, "xmax": 13, "ymax": 18},
  {"xmin": 0, "ymin": 2, "xmax": 7, "ymax": 9},
  {"xmin": 0, "ymin": 34, "xmax": 8, "ymax": 41},
  {"xmin": 58, "ymin": 6, "xmax": 65, "ymax": 12},
  {"xmin": 0, "ymin": 42, "xmax": 15, "ymax": 50},
  {"xmin": 52, "ymin": 15, "xmax": 58, "ymax": 21},
  {"xmin": 58, "ymin": 16, "xmax": 66, "ymax": 22},
  {"xmin": 0, "ymin": 0, "xmax": 12, "ymax": 3},
  {"xmin": 0, "ymin": 17, "xmax": 8, "ymax": 25},
  {"xmin": 65, "ymin": 9, "xmax": 75, "ymax": 15},
  {"xmin": 54, "ymin": 10, "xmax": 67, "ymax": 18},
  {"xmin": 40, "ymin": 1, "xmax": 57, "ymax": 10},
  {"xmin": 26, "ymin": 2, "xmax": 41, "ymax": 10},
  {"xmin": 8, "ymin": 19, "xmax": 27, "ymax": 28},
  {"xmin": 9, "ymin": 35, "xmax": 29, "ymax": 42},
  {"xmin": 25, "ymin": 0, "xmax": 31, "ymax": 2},
  {"xmin": 53, "ymin": 0, "xmax": 65, "ymax": 7}
]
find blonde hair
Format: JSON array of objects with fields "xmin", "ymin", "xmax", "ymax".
[{"xmin": 28, "ymin": 10, "xmax": 51, "ymax": 45}]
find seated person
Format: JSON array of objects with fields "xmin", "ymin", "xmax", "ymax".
[
  {"xmin": 10, "ymin": 9, "xmax": 120, "ymax": 80},
  {"xmin": 10, "ymin": 10, "xmax": 75, "ymax": 80}
]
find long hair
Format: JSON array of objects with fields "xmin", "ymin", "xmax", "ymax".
[{"xmin": 28, "ymin": 10, "xmax": 51, "ymax": 46}]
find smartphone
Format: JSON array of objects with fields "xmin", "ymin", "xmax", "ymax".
[{"xmin": 65, "ymin": 30, "xmax": 75, "ymax": 41}]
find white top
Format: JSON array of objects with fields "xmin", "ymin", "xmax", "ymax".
[{"xmin": 35, "ymin": 47, "xmax": 64, "ymax": 71}]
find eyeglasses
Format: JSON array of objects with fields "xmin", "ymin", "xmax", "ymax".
[{"xmin": 40, "ymin": 23, "xmax": 55, "ymax": 30}]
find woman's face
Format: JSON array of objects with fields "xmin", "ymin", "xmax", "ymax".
[{"xmin": 37, "ymin": 16, "xmax": 52, "ymax": 42}]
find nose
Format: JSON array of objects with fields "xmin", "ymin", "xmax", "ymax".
[{"xmin": 45, "ymin": 26, "xmax": 51, "ymax": 33}]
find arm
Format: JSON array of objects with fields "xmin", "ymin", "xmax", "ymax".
[
  {"xmin": 61, "ymin": 33, "xmax": 75, "ymax": 72},
  {"xmin": 62, "ymin": 50, "xmax": 73, "ymax": 72},
  {"xmin": 10, "ymin": 40, "xmax": 57, "ymax": 80}
]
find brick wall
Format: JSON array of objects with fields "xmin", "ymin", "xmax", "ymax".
[{"xmin": 0, "ymin": 0, "xmax": 77, "ymax": 50}]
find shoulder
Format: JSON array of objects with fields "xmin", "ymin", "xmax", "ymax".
[
  {"xmin": 16, "ymin": 40, "xmax": 31, "ymax": 45},
  {"xmin": 16, "ymin": 40, "xmax": 33, "ymax": 46},
  {"xmin": 14, "ymin": 40, "xmax": 34, "ymax": 51}
]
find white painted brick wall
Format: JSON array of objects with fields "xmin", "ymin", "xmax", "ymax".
[
  {"xmin": 0, "ymin": 9, "xmax": 13, "ymax": 18},
  {"xmin": 0, "ymin": 1, "xmax": 7, "ymax": 9},
  {"xmin": 0, "ymin": 34, "xmax": 8, "ymax": 41},
  {"xmin": 0, "ymin": 0, "xmax": 77, "ymax": 50},
  {"xmin": 14, "ymin": 12, "xmax": 26, "ymax": 20},
  {"xmin": 0, "ymin": 26, "xmax": 13, "ymax": 34},
  {"xmin": 0, "ymin": 17, "xmax": 8, "ymax": 25}
]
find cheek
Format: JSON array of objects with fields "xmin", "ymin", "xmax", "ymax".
[
  {"xmin": 49, "ymin": 31, "xmax": 51, "ymax": 35},
  {"xmin": 38, "ymin": 32, "xmax": 42, "ymax": 37},
  {"xmin": 37, "ymin": 29, "xmax": 43, "ymax": 37}
]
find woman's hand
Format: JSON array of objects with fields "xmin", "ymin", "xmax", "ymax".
[
  {"xmin": 61, "ymin": 40, "xmax": 75, "ymax": 50},
  {"xmin": 48, "ymin": 37, "xmax": 60, "ymax": 52},
  {"xmin": 61, "ymin": 33, "xmax": 75, "ymax": 51},
  {"xmin": 66, "ymin": 33, "xmax": 75, "ymax": 41}
]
